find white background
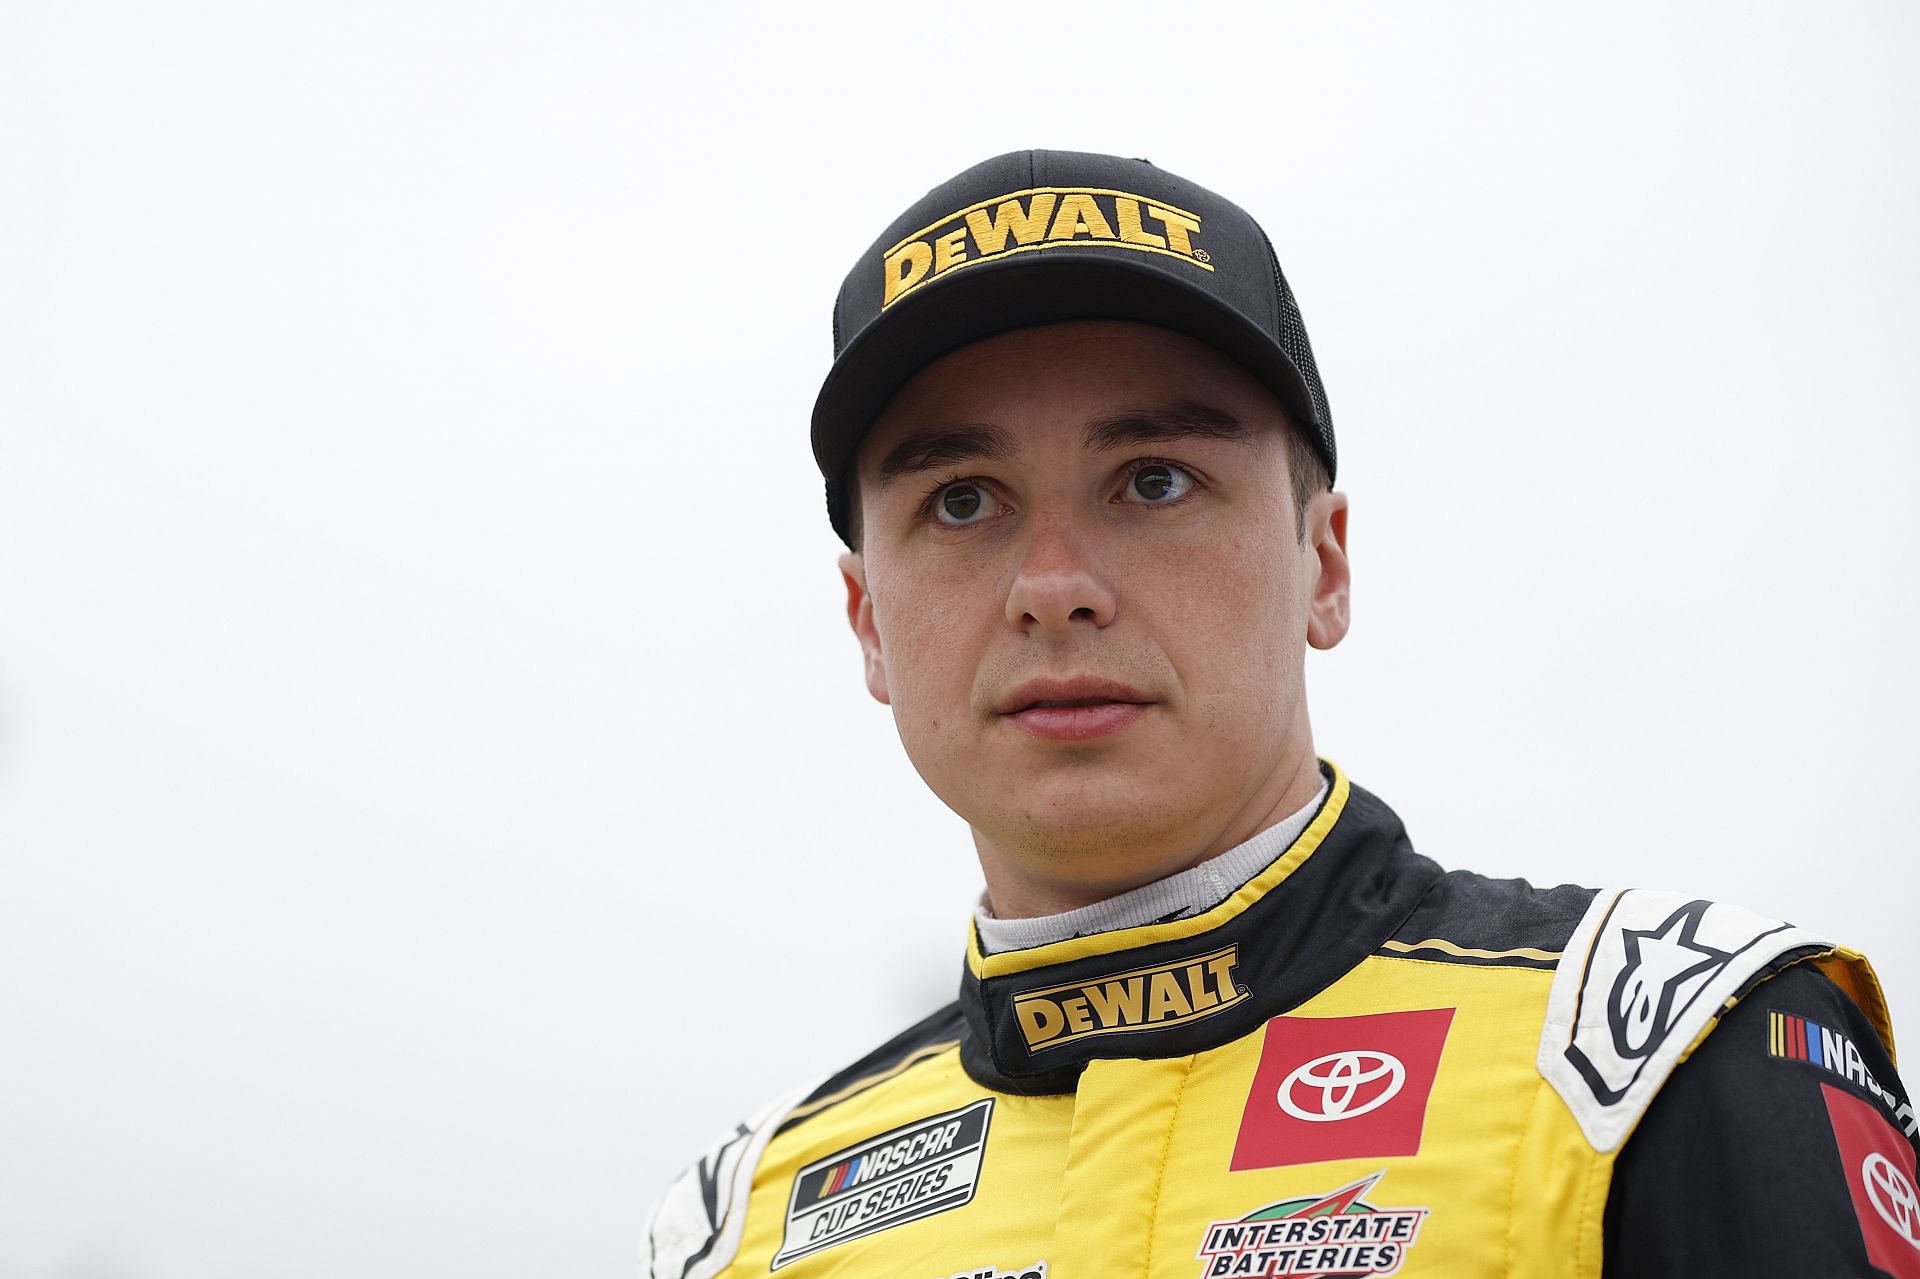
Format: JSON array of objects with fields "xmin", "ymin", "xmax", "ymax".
[{"xmin": 4, "ymin": 3, "xmax": 1917, "ymax": 1276}]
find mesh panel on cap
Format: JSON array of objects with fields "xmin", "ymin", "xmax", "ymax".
[{"xmin": 1259, "ymin": 228, "xmax": 1337, "ymax": 482}]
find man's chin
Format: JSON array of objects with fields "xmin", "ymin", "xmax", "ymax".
[{"xmin": 973, "ymin": 778, "xmax": 1204, "ymax": 866}]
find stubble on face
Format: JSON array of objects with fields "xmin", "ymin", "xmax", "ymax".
[{"xmin": 847, "ymin": 321, "xmax": 1338, "ymax": 916}]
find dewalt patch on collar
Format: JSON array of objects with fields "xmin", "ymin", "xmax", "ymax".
[
  {"xmin": 1012, "ymin": 945, "xmax": 1247, "ymax": 1052},
  {"xmin": 882, "ymin": 187, "xmax": 1212, "ymax": 309}
]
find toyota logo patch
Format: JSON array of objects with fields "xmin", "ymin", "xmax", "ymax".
[
  {"xmin": 1277, "ymin": 1050, "xmax": 1407, "ymax": 1122},
  {"xmin": 1863, "ymin": 1152, "xmax": 1920, "ymax": 1248},
  {"xmin": 1820, "ymin": 1079, "xmax": 1920, "ymax": 1277},
  {"xmin": 1230, "ymin": 1008, "xmax": 1454, "ymax": 1172}
]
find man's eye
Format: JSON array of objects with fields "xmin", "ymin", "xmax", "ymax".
[
  {"xmin": 933, "ymin": 482, "xmax": 998, "ymax": 525},
  {"xmin": 1124, "ymin": 463, "xmax": 1196, "ymax": 504}
]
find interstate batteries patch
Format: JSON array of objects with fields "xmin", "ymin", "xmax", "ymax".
[
  {"xmin": 772, "ymin": 1100, "xmax": 993, "ymax": 1269},
  {"xmin": 1196, "ymin": 1173, "xmax": 1428, "ymax": 1277}
]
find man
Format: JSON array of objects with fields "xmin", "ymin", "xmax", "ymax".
[{"xmin": 646, "ymin": 151, "xmax": 1917, "ymax": 1278}]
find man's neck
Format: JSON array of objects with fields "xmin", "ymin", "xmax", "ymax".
[
  {"xmin": 975, "ymin": 746, "xmax": 1329, "ymax": 920},
  {"xmin": 974, "ymin": 764, "xmax": 1331, "ymax": 954}
]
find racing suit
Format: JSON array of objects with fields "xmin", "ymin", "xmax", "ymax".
[{"xmin": 647, "ymin": 764, "xmax": 1917, "ymax": 1278}]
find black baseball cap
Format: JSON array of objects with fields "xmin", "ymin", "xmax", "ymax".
[{"xmin": 810, "ymin": 149, "xmax": 1337, "ymax": 546}]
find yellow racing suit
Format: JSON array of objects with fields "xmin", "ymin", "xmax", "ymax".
[{"xmin": 647, "ymin": 765, "xmax": 1914, "ymax": 1278}]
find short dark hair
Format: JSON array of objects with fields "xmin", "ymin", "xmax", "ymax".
[{"xmin": 1286, "ymin": 423, "xmax": 1331, "ymax": 541}]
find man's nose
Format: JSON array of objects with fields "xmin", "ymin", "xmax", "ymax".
[{"xmin": 1004, "ymin": 514, "xmax": 1117, "ymax": 632}]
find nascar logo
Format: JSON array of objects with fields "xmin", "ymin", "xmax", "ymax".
[
  {"xmin": 1771, "ymin": 1009, "xmax": 1917, "ymax": 1137},
  {"xmin": 812, "ymin": 1117, "xmax": 962, "ymax": 1199},
  {"xmin": 816, "ymin": 1155, "xmax": 865, "ymax": 1198}
]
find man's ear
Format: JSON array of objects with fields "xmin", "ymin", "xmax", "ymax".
[
  {"xmin": 1304, "ymin": 491, "xmax": 1351, "ymax": 651},
  {"xmin": 839, "ymin": 551, "xmax": 891, "ymax": 704}
]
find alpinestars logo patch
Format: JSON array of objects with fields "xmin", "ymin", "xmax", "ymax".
[
  {"xmin": 1537, "ymin": 888, "xmax": 1829, "ymax": 1152},
  {"xmin": 1196, "ymin": 1172, "xmax": 1428, "ymax": 1277},
  {"xmin": 1604, "ymin": 900, "xmax": 1733, "ymax": 1061}
]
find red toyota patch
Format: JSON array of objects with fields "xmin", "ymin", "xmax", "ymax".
[
  {"xmin": 1822, "ymin": 1082, "xmax": 1920, "ymax": 1278},
  {"xmin": 1230, "ymin": 1008, "xmax": 1454, "ymax": 1172}
]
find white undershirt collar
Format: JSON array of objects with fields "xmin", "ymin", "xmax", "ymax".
[{"xmin": 973, "ymin": 771, "xmax": 1333, "ymax": 956}]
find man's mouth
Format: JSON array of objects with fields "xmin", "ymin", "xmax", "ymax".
[
  {"xmin": 998, "ymin": 678, "xmax": 1154, "ymax": 742},
  {"xmin": 998, "ymin": 677, "xmax": 1151, "ymax": 714}
]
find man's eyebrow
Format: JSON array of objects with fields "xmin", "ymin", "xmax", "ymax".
[
  {"xmin": 875, "ymin": 424, "xmax": 1020, "ymax": 486},
  {"xmin": 1082, "ymin": 403, "xmax": 1255, "ymax": 451}
]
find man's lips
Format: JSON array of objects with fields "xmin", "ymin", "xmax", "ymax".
[
  {"xmin": 996, "ymin": 676, "xmax": 1150, "ymax": 714},
  {"xmin": 997, "ymin": 677, "xmax": 1153, "ymax": 742}
]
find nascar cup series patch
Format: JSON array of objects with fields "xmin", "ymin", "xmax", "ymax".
[{"xmin": 772, "ymin": 1100, "xmax": 993, "ymax": 1269}]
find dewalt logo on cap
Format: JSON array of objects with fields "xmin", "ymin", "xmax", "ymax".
[
  {"xmin": 1012, "ymin": 945, "xmax": 1247, "ymax": 1052},
  {"xmin": 882, "ymin": 187, "xmax": 1212, "ymax": 309}
]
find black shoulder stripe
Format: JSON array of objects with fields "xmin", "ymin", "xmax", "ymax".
[
  {"xmin": 1385, "ymin": 871, "xmax": 1597, "ymax": 962},
  {"xmin": 777, "ymin": 1003, "xmax": 965, "ymax": 1135}
]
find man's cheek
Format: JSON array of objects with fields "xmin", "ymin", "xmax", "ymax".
[{"xmin": 887, "ymin": 634, "xmax": 981, "ymax": 741}]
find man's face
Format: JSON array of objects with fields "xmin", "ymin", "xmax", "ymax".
[{"xmin": 840, "ymin": 321, "xmax": 1350, "ymax": 905}]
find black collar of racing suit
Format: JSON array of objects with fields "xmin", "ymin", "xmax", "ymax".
[{"xmin": 957, "ymin": 763, "xmax": 1444, "ymax": 1095}]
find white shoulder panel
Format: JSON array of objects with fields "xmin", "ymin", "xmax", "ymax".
[
  {"xmin": 1537, "ymin": 888, "xmax": 1830, "ymax": 1153},
  {"xmin": 643, "ymin": 1085, "xmax": 809, "ymax": 1279}
]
